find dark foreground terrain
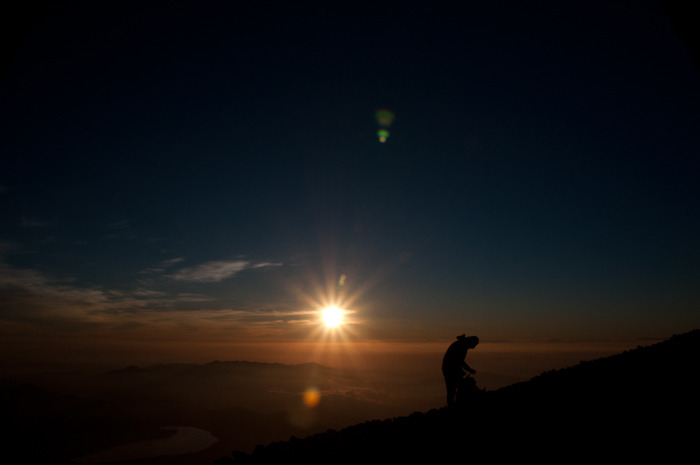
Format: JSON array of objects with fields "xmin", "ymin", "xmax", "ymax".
[
  {"xmin": 2, "ymin": 331, "xmax": 697, "ymax": 464},
  {"xmin": 217, "ymin": 330, "xmax": 699, "ymax": 463}
]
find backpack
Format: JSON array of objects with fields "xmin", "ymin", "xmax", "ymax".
[{"xmin": 455, "ymin": 373, "xmax": 478, "ymax": 405}]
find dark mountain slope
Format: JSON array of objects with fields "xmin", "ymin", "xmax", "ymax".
[
  {"xmin": 0, "ymin": 380, "xmax": 168, "ymax": 464},
  {"xmin": 220, "ymin": 330, "xmax": 699, "ymax": 463}
]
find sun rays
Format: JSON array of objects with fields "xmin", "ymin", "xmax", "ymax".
[{"xmin": 291, "ymin": 267, "xmax": 367, "ymax": 374}]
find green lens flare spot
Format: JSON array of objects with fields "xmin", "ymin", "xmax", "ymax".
[{"xmin": 375, "ymin": 109, "xmax": 395, "ymax": 127}]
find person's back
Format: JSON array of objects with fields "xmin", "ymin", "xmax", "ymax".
[{"xmin": 442, "ymin": 339, "xmax": 469, "ymax": 371}]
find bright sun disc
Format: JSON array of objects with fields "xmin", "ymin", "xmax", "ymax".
[{"xmin": 321, "ymin": 306, "xmax": 344, "ymax": 328}]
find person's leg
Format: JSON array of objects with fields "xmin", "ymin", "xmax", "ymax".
[{"xmin": 445, "ymin": 376, "xmax": 457, "ymax": 407}]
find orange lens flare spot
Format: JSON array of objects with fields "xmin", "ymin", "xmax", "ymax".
[{"xmin": 303, "ymin": 387, "xmax": 321, "ymax": 408}]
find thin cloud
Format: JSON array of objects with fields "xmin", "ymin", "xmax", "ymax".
[
  {"xmin": 169, "ymin": 260, "xmax": 281, "ymax": 283},
  {"xmin": 140, "ymin": 257, "xmax": 185, "ymax": 274},
  {"xmin": 0, "ymin": 251, "xmax": 298, "ymax": 340},
  {"xmin": 210, "ymin": 307, "xmax": 316, "ymax": 323},
  {"xmin": 107, "ymin": 220, "xmax": 131, "ymax": 230},
  {"xmin": 21, "ymin": 217, "xmax": 56, "ymax": 227},
  {"xmin": 253, "ymin": 261, "xmax": 283, "ymax": 268},
  {"xmin": 0, "ymin": 258, "xmax": 211, "ymax": 325}
]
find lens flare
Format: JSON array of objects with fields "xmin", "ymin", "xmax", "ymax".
[
  {"xmin": 303, "ymin": 387, "xmax": 321, "ymax": 408},
  {"xmin": 375, "ymin": 109, "xmax": 394, "ymax": 127},
  {"xmin": 375, "ymin": 109, "xmax": 394, "ymax": 144}
]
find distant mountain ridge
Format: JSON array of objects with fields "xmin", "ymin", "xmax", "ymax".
[
  {"xmin": 106, "ymin": 360, "xmax": 328, "ymax": 377},
  {"xmin": 218, "ymin": 330, "xmax": 700, "ymax": 463}
]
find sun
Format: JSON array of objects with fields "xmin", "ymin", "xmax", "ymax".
[{"xmin": 321, "ymin": 306, "xmax": 345, "ymax": 328}]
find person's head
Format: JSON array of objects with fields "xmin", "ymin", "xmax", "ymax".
[{"xmin": 457, "ymin": 334, "xmax": 479, "ymax": 349}]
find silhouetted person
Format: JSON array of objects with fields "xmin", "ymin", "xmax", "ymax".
[{"xmin": 442, "ymin": 334, "xmax": 479, "ymax": 407}]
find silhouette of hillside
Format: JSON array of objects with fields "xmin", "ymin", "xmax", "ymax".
[{"xmin": 218, "ymin": 330, "xmax": 699, "ymax": 463}]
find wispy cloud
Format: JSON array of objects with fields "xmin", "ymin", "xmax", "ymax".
[
  {"xmin": 252, "ymin": 261, "xmax": 283, "ymax": 268},
  {"xmin": 21, "ymin": 217, "xmax": 56, "ymax": 227},
  {"xmin": 168, "ymin": 259, "xmax": 281, "ymax": 283},
  {"xmin": 102, "ymin": 219, "xmax": 137, "ymax": 240},
  {"xmin": 0, "ymin": 248, "xmax": 298, "ymax": 342},
  {"xmin": 207, "ymin": 307, "xmax": 316, "ymax": 323},
  {"xmin": 0, "ymin": 251, "xmax": 208, "ymax": 326},
  {"xmin": 107, "ymin": 219, "xmax": 131, "ymax": 230},
  {"xmin": 140, "ymin": 257, "xmax": 185, "ymax": 274}
]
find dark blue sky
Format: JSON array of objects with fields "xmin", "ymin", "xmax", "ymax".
[{"xmin": 1, "ymin": 1, "xmax": 698, "ymax": 359}]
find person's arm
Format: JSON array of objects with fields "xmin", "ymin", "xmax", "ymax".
[{"xmin": 462, "ymin": 361, "xmax": 476, "ymax": 374}]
